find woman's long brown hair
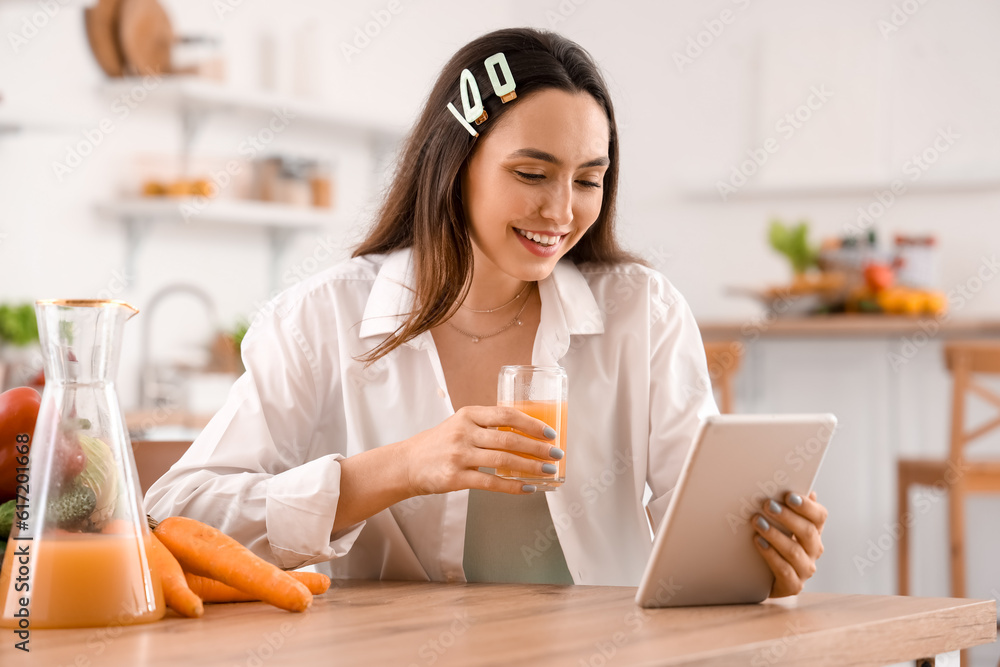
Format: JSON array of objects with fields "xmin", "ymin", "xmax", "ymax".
[{"xmin": 353, "ymin": 27, "xmax": 643, "ymax": 364}]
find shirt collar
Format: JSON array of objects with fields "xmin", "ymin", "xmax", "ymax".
[{"xmin": 358, "ymin": 248, "xmax": 604, "ymax": 355}]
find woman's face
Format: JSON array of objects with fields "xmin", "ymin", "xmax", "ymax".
[{"xmin": 461, "ymin": 88, "xmax": 611, "ymax": 283}]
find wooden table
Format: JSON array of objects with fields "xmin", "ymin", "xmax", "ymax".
[{"xmin": 2, "ymin": 581, "xmax": 995, "ymax": 666}]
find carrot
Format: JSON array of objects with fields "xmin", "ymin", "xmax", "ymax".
[
  {"xmin": 154, "ymin": 516, "xmax": 312, "ymax": 613},
  {"xmin": 149, "ymin": 533, "xmax": 204, "ymax": 618},
  {"xmin": 184, "ymin": 572, "xmax": 257, "ymax": 603},
  {"xmin": 184, "ymin": 571, "xmax": 331, "ymax": 603},
  {"xmin": 289, "ymin": 571, "xmax": 331, "ymax": 595}
]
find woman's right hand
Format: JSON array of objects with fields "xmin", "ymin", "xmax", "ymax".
[{"xmin": 395, "ymin": 406, "xmax": 563, "ymax": 496}]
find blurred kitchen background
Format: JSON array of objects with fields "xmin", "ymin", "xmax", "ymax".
[{"xmin": 1, "ymin": 0, "xmax": 999, "ymax": 662}]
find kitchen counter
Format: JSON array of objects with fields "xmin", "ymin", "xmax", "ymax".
[
  {"xmin": 2, "ymin": 581, "xmax": 994, "ymax": 666},
  {"xmin": 699, "ymin": 315, "xmax": 1000, "ymax": 340}
]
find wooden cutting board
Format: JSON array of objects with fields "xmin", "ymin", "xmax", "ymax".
[
  {"xmin": 84, "ymin": 0, "xmax": 126, "ymax": 77},
  {"xmin": 119, "ymin": 0, "xmax": 173, "ymax": 76}
]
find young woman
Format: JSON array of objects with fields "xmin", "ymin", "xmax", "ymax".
[{"xmin": 146, "ymin": 28, "xmax": 827, "ymax": 593}]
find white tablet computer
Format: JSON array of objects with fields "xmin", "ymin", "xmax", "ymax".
[{"xmin": 635, "ymin": 413, "xmax": 836, "ymax": 608}]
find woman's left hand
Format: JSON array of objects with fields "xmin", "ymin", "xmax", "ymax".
[{"xmin": 752, "ymin": 490, "xmax": 828, "ymax": 598}]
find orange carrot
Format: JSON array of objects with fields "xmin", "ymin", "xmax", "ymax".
[
  {"xmin": 154, "ymin": 516, "xmax": 312, "ymax": 613},
  {"xmin": 184, "ymin": 571, "xmax": 331, "ymax": 603},
  {"xmin": 289, "ymin": 571, "xmax": 331, "ymax": 595},
  {"xmin": 184, "ymin": 573, "xmax": 257, "ymax": 603},
  {"xmin": 149, "ymin": 533, "xmax": 204, "ymax": 618}
]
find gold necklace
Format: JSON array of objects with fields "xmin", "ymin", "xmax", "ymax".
[
  {"xmin": 459, "ymin": 282, "xmax": 530, "ymax": 313},
  {"xmin": 446, "ymin": 284, "xmax": 533, "ymax": 343}
]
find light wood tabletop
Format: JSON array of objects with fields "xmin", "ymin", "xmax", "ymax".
[
  {"xmin": 698, "ymin": 316, "xmax": 1000, "ymax": 340},
  {"xmin": 3, "ymin": 580, "xmax": 995, "ymax": 666}
]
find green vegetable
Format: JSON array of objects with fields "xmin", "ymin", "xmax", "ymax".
[
  {"xmin": 0, "ymin": 303, "xmax": 38, "ymax": 347},
  {"xmin": 768, "ymin": 219, "xmax": 818, "ymax": 275},
  {"xmin": 231, "ymin": 319, "xmax": 250, "ymax": 353},
  {"xmin": 0, "ymin": 499, "xmax": 13, "ymax": 539},
  {"xmin": 46, "ymin": 484, "xmax": 98, "ymax": 528},
  {"xmin": 77, "ymin": 435, "xmax": 118, "ymax": 528}
]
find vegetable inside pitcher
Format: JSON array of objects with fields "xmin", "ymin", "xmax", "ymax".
[{"xmin": 0, "ymin": 300, "xmax": 164, "ymax": 629}]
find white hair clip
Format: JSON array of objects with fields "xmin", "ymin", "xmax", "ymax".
[{"xmin": 446, "ymin": 52, "xmax": 517, "ymax": 137}]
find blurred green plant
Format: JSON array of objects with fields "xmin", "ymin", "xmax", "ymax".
[
  {"xmin": 231, "ymin": 319, "xmax": 250, "ymax": 353},
  {"xmin": 0, "ymin": 303, "xmax": 39, "ymax": 346},
  {"xmin": 768, "ymin": 219, "xmax": 818, "ymax": 275}
]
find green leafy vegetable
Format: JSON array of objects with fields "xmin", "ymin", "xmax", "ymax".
[
  {"xmin": 0, "ymin": 304, "xmax": 39, "ymax": 347},
  {"xmin": 0, "ymin": 499, "xmax": 13, "ymax": 539},
  {"xmin": 768, "ymin": 219, "xmax": 818, "ymax": 275}
]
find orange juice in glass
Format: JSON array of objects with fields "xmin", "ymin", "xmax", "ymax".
[{"xmin": 496, "ymin": 365, "xmax": 567, "ymax": 491}]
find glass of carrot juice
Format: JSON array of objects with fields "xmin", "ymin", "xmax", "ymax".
[{"xmin": 495, "ymin": 365, "xmax": 567, "ymax": 491}]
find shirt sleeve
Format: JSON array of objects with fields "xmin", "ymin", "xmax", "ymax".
[
  {"xmin": 645, "ymin": 277, "xmax": 720, "ymax": 530},
  {"xmin": 143, "ymin": 302, "xmax": 365, "ymax": 570}
]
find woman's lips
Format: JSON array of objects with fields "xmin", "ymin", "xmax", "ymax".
[{"xmin": 513, "ymin": 227, "xmax": 566, "ymax": 257}]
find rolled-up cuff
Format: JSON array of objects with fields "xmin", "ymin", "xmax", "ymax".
[{"xmin": 266, "ymin": 453, "xmax": 366, "ymax": 569}]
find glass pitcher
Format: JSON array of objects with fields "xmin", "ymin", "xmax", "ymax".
[{"xmin": 0, "ymin": 300, "xmax": 164, "ymax": 629}]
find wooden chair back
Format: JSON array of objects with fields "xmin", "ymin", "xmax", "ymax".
[
  {"xmin": 131, "ymin": 440, "xmax": 193, "ymax": 495},
  {"xmin": 704, "ymin": 341, "xmax": 744, "ymax": 414},
  {"xmin": 943, "ymin": 341, "xmax": 1000, "ymax": 462}
]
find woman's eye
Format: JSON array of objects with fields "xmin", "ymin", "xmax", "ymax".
[
  {"xmin": 514, "ymin": 171, "xmax": 545, "ymax": 181},
  {"xmin": 576, "ymin": 180, "xmax": 602, "ymax": 189}
]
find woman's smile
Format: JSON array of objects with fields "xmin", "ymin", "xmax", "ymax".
[{"xmin": 512, "ymin": 226, "xmax": 569, "ymax": 256}]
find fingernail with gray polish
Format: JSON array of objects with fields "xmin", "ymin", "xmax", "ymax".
[
  {"xmin": 756, "ymin": 536, "xmax": 770, "ymax": 549},
  {"xmin": 543, "ymin": 426, "xmax": 557, "ymax": 440},
  {"xmin": 788, "ymin": 493, "xmax": 803, "ymax": 507},
  {"xmin": 768, "ymin": 500, "xmax": 782, "ymax": 514},
  {"xmin": 755, "ymin": 516, "xmax": 770, "ymax": 532},
  {"xmin": 522, "ymin": 484, "xmax": 537, "ymax": 493},
  {"xmin": 542, "ymin": 463, "xmax": 557, "ymax": 474},
  {"xmin": 549, "ymin": 447, "xmax": 564, "ymax": 460}
]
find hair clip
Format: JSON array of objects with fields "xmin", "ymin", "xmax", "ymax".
[{"xmin": 446, "ymin": 52, "xmax": 517, "ymax": 137}]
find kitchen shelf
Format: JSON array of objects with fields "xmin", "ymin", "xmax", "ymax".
[
  {"xmin": 678, "ymin": 178, "xmax": 1000, "ymax": 202},
  {"xmin": 98, "ymin": 198, "xmax": 340, "ymax": 292},
  {"xmin": 99, "ymin": 197, "xmax": 337, "ymax": 228},
  {"xmin": 101, "ymin": 77, "xmax": 405, "ymax": 157}
]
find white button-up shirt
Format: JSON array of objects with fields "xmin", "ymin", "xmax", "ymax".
[{"xmin": 144, "ymin": 248, "xmax": 718, "ymax": 586}]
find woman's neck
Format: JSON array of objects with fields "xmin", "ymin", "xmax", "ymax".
[{"xmin": 462, "ymin": 246, "xmax": 533, "ymax": 312}]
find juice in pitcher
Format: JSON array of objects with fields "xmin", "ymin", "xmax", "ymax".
[
  {"xmin": 0, "ymin": 532, "xmax": 164, "ymax": 629},
  {"xmin": 0, "ymin": 300, "xmax": 165, "ymax": 628}
]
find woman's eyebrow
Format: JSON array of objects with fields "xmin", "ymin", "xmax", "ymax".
[{"xmin": 506, "ymin": 147, "xmax": 610, "ymax": 169}]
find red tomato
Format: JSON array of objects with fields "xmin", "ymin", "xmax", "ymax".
[
  {"xmin": 864, "ymin": 263, "xmax": 895, "ymax": 293},
  {"xmin": 0, "ymin": 387, "xmax": 41, "ymax": 502}
]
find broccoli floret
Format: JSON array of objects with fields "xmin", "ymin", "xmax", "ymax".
[
  {"xmin": 0, "ymin": 500, "xmax": 13, "ymax": 539},
  {"xmin": 46, "ymin": 485, "xmax": 97, "ymax": 528}
]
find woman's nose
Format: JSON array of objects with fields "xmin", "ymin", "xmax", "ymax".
[{"xmin": 538, "ymin": 181, "xmax": 574, "ymax": 226}]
